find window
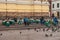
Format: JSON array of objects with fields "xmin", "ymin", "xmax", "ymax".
[
  {"xmin": 57, "ymin": 3, "xmax": 59, "ymax": 8},
  {"xmin": 57, "ymin": 12, "xmax": 59, "ymax": 17},
  {"xmin": 53, "ymin": 4, "xmax": 54, "ymax": 8}
]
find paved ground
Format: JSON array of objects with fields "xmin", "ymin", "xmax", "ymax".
[
  {"xmin": 0, "ymin": 29, "xmax": 60, "ymax": 40},
  {"xmin": 0, "ymin": 19, "xmax": 60, "ymax": 40}
]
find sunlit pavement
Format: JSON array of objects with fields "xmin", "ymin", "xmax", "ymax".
[{"xmin": 0, "ymin": 29, "xmax": 60, "ymax": 40}]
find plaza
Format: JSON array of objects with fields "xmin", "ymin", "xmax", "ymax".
[{"xmin": 0, "ymin": 29, "xmax": 60, "ymax": 40}]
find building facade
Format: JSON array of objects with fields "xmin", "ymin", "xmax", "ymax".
[
  {"xmin": 0, "ymin": 0, "xmax": 50, "ymax": 17},
  {"xmin": 51, "ymin": 0, "xmax": 60, "ymax": 17}
]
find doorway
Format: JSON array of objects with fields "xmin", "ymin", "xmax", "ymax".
[{"xmin": 57, "ymin": 12, "xmax": 60, "ymax": 18}]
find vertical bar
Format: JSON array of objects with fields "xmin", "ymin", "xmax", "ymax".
[
  {"xmin": 6, "ymin": 0, "xmax": 7, "ymax": 19},
  {"xmin": 16, "ymin": 0, "xmax": 17, "ymax": 18},
  {"xmin": 33, "ymin": 0, "xmax": 35, "ymax": 16},
  {"xmin": 49, "ymin": 0, "xmax": 52, "ymax": 17},
  {"xmin": 31, "ymin": 0, "xmax": 34, "ymax": 17},
  {"xmin": 41, "ymin": 0, "xmax": 42, "ymax": 16}
]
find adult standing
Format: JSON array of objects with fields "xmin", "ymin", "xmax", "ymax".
[{"xmin": 24, "ymin": 17, "xmax": 29, "ymax": 26}]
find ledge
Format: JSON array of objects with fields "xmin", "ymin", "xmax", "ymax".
[{"xmin": 0, "ymin": 1, "xmax": 49, "ymax": 5}]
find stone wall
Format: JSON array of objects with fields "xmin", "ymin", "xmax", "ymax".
[{"xmin": 0, "ymin": 12, "xmax": 49, "ymax": 17}]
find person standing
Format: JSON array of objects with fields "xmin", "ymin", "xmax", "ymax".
[
  {"xmin": 24, "ymin": 17, "xmax": 29, "ymax": 26},
  {"xmin": 53, "ymin": 17, "xmax": 58, "ymax": 26},
  {"xmin": 40, "ymin": 16, "xmax": 45, "ymax": 25}
]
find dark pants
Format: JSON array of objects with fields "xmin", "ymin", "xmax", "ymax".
[
  {"xmin": 24, "ymin": 22, "xmax": 27, "ymax": 26},
  {"xmin": 24, "ymin": 22, "xmax": 29, "ymax": 26}
]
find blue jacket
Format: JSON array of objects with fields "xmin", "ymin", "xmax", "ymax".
[
  {"xmin": 40, "ymin": 19, "xmax": 45, "ymax": 24},
  {"xmin": 24, "ymin": 18, "xmax": 29, "ymax": 22},
  {"xmin": 53, "ymin": 17, "xmax": 58, "ymax": 24}
]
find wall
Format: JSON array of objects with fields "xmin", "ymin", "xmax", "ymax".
[
  {"xmin": 0, "ymin": 0, "xmax": 49, "ymax": 17},
  {"xmin": 52, "ymin": 0, "xmax": 60, "ymax": 17}
]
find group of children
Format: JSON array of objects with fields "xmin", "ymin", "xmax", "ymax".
[
  {"xmin": 0, "ymin": 16, "xmax": 60, "ymax": 38},
  {"xmin": 2, "ymin": 16, "xmax": 59, "ymax": 29}
]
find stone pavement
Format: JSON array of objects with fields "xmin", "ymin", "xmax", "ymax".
[{"xmin": 0, "ymin": 29, "xmax": 60, "ymax": 40}]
